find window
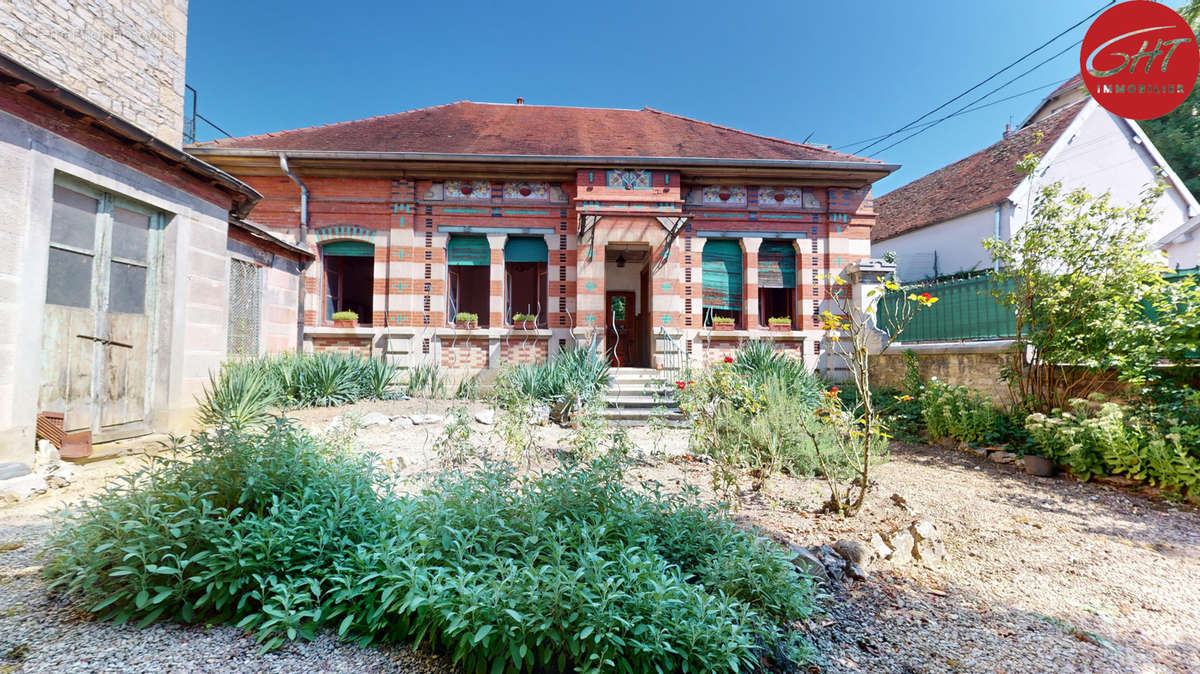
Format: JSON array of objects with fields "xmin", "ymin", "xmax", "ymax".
[
  {"xmin": 227, "ymin": 258, "xmax": 261, "ymax": 356},
  {"xmin": 446, "ymin": 234, "xmax": 490, "ymax": 327},
  {"xmin": 504, "ymin": 236, "xmax": 548, "ymax": 327},
  {"xmin": 701, "ymin": 239, "xmax": 743, "ymax": 327},
  {"xmin": 322, "ymin": 240, "xmax": 373, "ymax": 325},
  {"xmin": 757, "ymin": 240, "xmax": 797, "ymax": 328}
]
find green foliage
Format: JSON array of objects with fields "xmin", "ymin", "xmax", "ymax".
[
  {"xmin": 454, "ymin": 312, "xmax": 478, "ymax": 324},
  {"xmin": 433, "ymin": 405, "xmax": 479, "ymax": 467},
  {"xmin": 732, "ymin": 340, "xmax": 823, "ymax": 407},
  {"xmin": 767, "ymin": 317, "xmax": 791, "ymax": 325},
  {"xmin": 920, "ymin": 381, "xmax": 1000, "ymax": 445},
  {"xmin": 405, "ymin": 362, "xmax": 447, "ymax": 398},
  {"xmin": 1026, "ymin": 396, "xmax": 1200, "ymax": 493},
  {"xmin": 44, "ymin": 422, "xmax": 815, "ymax": 672},
  {"xmin": 493, "ymin": 342, "xmax": 610, "ymax": 421},
  {"xmin": 511, "ymin": 313, "xmax": 537, "ymax": 323},
  {"xmin": 197, "ymin": 353, "xmax": 402, "ymax": 428},
  {"xmin": 330, "ymin": 310, "xmax": 358, "ymax": 322},
  {"xmin": 985, "ymin": 181, "xmax": 1200, "ymax": 409},
  {"xmin": 712, "ymin": 316, "xmax": 735, "ymax": 325},
  {"xmin": 453, "ymin": 373, "xmax": 480, "ymax": 400}
]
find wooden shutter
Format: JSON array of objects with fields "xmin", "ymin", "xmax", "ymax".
[
  {"xmin": 701, "ymin": 239, "xmax": 743, "ymax": 310},
  {"xmin": 758, "ymin": 240, "xmax": 796, "ymax": 289},
  {"xmin": 447, "ymin": 235, "xmax": 490, "ymax": 266}
]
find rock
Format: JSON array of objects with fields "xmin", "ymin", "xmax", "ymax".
[
  {"xmin": 834, "ymin": 539, "xmax": 874, "ymax": 568},
  {"xmin": 527, "ymin": 403, "xmax": 550, "ymax": 426},
  {"xmin": 325, "ymin": 415, "xmax": 344, "ymax": 431},
  {"xmin": 816, "ymin": 545, "xmax": 847, "ymax": 581},
  {"xmin": 788, "ymin": 544, "xmax": 831, "ymax": 585},
  {"xmin": 889, "ymin": 493, "xmax": 910, "ymax": 510},
  {"xmin": 845, "ymin": 562, "xmax": 870, "ymax": 581},
  {"xmin": 0, "ymin": 474, "xmax": 48, "ymax": 501},
  {"xmin": 34, "ymin": 440, "xmax": 61, "ymax": 474},
  {"xmin": 46, "ymin": 475, "xmax": 70, "ymax": 489},
  {"xmin": 360, "ymin": 412, "xmax": 391, "ymax": 427},
  {"xmin": 474, "ymin": 409, "xmax": 496, "ymax": 425},
  {"xmin": 390, "ymin": 416, "xmax": 414, "ymax": 428},
  {"xmin": 969, "ymin": 446, "xmax": 989, "ymax": 458},
  {"xmin": 869, "ymin": 533, "xmax": 893, "ymax": 560},
  {"xmin": 909, "ymin": 518, "xmax": 947, "ymax": 564},
  {"xmin": 408, "ymin": 414, "xmax": 444, "ymax": 425},
  {"xmin": 0, "ymin": 462, "xmax": 31, "ymax": 481},
  {"xmin": 988, "ymin": 450, "xmax": 1018, "ymax": 464},
  {"xmin": 882, "ymin": 528, "xmax": 915, "ymax": 565}
]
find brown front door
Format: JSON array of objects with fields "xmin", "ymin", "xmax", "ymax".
[{"xmin": 605, "ymin": 291, "xmax": 634, "ymax": 367}]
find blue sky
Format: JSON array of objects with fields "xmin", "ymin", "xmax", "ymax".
[{"xmin": 186, "ymin": 0, "xmax": 1113, "ymax": 195}]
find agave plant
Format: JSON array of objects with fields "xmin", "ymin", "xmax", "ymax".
[
  {"xmin": 196, "ymin": 360, "xmax": 280, "ymax": 430},
  {"xmin": 362, "ymin": 358, "xmax": 400, "ymax": 399},
  {"xmin": 297, "ymin": 353, "xmax": 362, "ymax": 407}
]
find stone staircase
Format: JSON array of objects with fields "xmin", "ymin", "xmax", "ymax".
[{"xmin": 601, "ymin": 368, "xmax": 688, "ymax": 427}]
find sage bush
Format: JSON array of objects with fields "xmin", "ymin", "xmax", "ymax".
[{"xmin": 44, "ymin": 421, "xmax": 815, "ymax": 672}]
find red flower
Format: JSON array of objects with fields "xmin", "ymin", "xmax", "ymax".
[
  {"xmin": 920, "ymin": 292, "xmax": 932, "ymax": 300},
  {"xmin": 830, "ymin": 386, "xmax": 840, "ymax": 393},
  {"xmin": 724, "ymin": 356, "xmax": 734, "ymax": 363},
  {"xmin": 676, "ymin": 381, "xmax": 686, "ymax": 390}
]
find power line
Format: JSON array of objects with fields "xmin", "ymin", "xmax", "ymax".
[
  {"xmin": 832, "ymin": 77, "xmax": 1070, "ymax": 149},
  {"xmin": 871, "ymin": 39, "xmax": 1081, "ymax": 156},
  {"xmin": 851, "ymin": 0, "xmax": 1113, "ymax": 155}
]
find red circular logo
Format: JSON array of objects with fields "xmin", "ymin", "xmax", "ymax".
[{"xmin": 1081, "ymin": 0, "xmax": 1199, "ymax": 120}]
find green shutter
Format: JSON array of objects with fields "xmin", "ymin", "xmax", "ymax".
[
  {"xmin": 758, "ymin": 240, "xmax": 796, "ymax": 288},
  {"xmin": 447, "ymin": 235, "xmax": 490, "ymax": 266},
  {"xmin": 322, "ymin": 240, "xmax": 374, "ymax": 257},
  {"xmin": 504, "ymin": 236, "xmax": 548, "ymax": 262},
  {"xmin": 702, "ymin": 239, "xmax": 743, "ymax": 311}
]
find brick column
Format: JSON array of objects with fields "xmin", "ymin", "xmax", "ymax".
[
  {"xmin": 741, "ymin": 237, "xmax": 762, "ymax": 329},
  {"xmin": 487, "ymin": 233, "xmax": 506, "ymax": 328}
]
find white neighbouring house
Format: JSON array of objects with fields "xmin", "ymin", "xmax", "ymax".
[{"xmin": 873, "ymin": 76, "xmax": 1200, "ymax": 279}]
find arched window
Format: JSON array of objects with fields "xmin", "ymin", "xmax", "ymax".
[
  {"xmin": 701, "ymin": 239, "xmax": 743, "ymax": 327},
  {"xmin": 504, "ymin": 236, "xmax": 548, "ymax": 327},
  {"xmin": 758, "ymin": 240, "xmax": 797, "ymax": 328},
  {"xmin": 446, "ymin": 234, "xmax": 490, "ymax": 327},
  {"xmin": 322, "ymin": 240, "xmax": 374, "ymax": 325}
]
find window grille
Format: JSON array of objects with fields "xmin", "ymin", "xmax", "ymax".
[{"xmin": 227, "ymin": 259, "xmax": 261, "ymax": 357}]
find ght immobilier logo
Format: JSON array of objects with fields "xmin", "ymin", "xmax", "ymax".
[{"xmin": 1081, "ymin": 0, "xmax": 1199, "ymax": 119}]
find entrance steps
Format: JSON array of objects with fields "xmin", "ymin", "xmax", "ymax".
[{"xmin": 601, "ymin": 368, "xmax": 687, "ymax": 427}]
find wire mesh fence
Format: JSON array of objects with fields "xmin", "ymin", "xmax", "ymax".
[{"xmin": 877, "ymin": 274, "xmax": 1017, "ymax": 343}]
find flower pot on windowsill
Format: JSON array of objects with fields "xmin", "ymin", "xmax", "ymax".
[
  {"xmin": 768, "ymin": 323, "xmax": 792, "ymax": 333},
  {"xmin": 457, "ymin": 321, "xmax": 478, "ymax": 331},
  {"xmin": 712, "ymin": 321, "xmax": 735, "ymax": 332},
  {"xmin": 333, "ymin": 319, "xmax": 357, "ymax": 329},
  {"xmin": 1023, "ymin": 454, "xmax": 1055, "ymax": 477}
]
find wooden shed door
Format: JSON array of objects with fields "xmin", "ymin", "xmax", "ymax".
[{"xmin": 39, "ymin": 183, "xmax": 156, "ymax": 437}]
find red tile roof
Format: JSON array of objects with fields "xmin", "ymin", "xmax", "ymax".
[
  {"xmin": 194, "ymin": 101, "xmax": 882, "ymax": 164},
  {"xmin": 873, "ymin": 101, "xmax": 1086, "ymax": 242}
]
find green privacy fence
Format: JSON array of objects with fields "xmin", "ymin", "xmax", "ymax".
[
  {"xmin": 876, "ymin": 274, "xmax": 1017, "ymax": 343},
  {"xmin": 876, "ymin": 267, "xmax": 1200, "ymax": 345}
]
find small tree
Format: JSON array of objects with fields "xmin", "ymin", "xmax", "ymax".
[
  {"xmin": 805, "ymin": 266, "xmax": 936, "ymax": 516},
  {"xmin": 984, "ymin": 181, "xmax": 1200, "ymax": 410}
]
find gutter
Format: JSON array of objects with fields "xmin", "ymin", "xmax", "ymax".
[
  {"xmin": 0, "ymin": 53, "xmax": 261, "ymax": 217},
  {"xmin": 188, "ymin": 147, "xmax": 901, "ymax": 174},
  {"xmin": 279, "ymin": 153, "xmax": 311, "ymax": 353}
]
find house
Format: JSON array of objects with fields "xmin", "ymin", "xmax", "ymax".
[
  {"xmin": 0, "ymin": 1, "xmax": 303, "ymax": 472},
  {"xmin": 188, "ymin": 101, "xmax": 897, "ymax": 375},
  {"xmin": 873, "ymin": 76, "xmax": 1200, "ymax": 279}
]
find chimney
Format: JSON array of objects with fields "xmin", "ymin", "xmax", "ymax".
[
  {"xmin": 516, "ymin": 97, "xmax": 524, "ymax": 105},
  {"xmin": 1003, "ymin": 122, "xmax": 1011, "ymax": 139}
]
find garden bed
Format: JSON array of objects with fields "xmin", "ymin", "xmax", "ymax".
[{"xmin": 2, "ymin": 421, "xmax": 1197, "ymax": 673}]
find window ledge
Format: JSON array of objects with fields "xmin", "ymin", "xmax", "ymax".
[
  {"xmin": 697, "ymin": 328, "xmax": 808, "ymax": 341},
  {"xmin": 435, "ymin": 327, "xmax": 553, "ymax": 338},
  {"xmin": 305, "ymin": 326, "xmax": 377, "ymax": 337}
]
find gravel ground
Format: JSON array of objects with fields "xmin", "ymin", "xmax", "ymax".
[{"xmin": 1, "ymin": 409, "xmax": 1196, "ymax": 673}]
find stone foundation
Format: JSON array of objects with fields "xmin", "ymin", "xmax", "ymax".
[{"xmin": 871, "ymin": 341, "xmax": 1014, "ymax": 404}]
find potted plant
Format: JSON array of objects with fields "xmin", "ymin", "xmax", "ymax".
[
  {"xmin": 1022, "ymin": 450, "xmax": 1056, "ymax": 477},
  {"xmin": 512, "ymin": 313, "xmax": 537, "ymax": 329},
  {"xmin": 332, "ymin": 310, "xmax": 358, "ymax": 328},
  {"xmin": 455, "ymin": 312, "xmax": 479, "ymax": 330},
  {"xmin": 712, "ymin": 316, "xmax": 735, "ymax": 331},
  {"xmin": 768, "ymin": 316, "xmax": 792, "ymax": 332}
]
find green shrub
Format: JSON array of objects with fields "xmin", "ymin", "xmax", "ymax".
[
  {"xmin": 732, "ymin": 340, "xmax": 822, "ymax": 408},
  {"xmin": 195, "ymin": 360, "xmax": 281, "ymax": 430},
  {"xmin": 767, "ymin": 317, "xmax": 791, "ymax": 325},
  {"xmin": 493, "ymin": 342, "xmax": 610, "ymax": 420},
  {"xmin": 920, "ymin": 381, "xmax": 1000, "ymax": 445},
  {"xmin": 1026, "ymin": 397, "xmax": 1200, "ymax": 492},
  {"xmin": 405, "ymin": 362, "xmax": 447, "ymax": 398},
  {"xmin": 454, "ymin": 312, "xmax": 478, "ymax": 324},
  {"xmin": 331, "ymin": 310, "xmax": 358, "ymax": 322},
  {"xmin": 360, "ymin": 358, "xmax": 401, "ymax": 399},
  {"xmin": 44, "ymin": 422, "xmax": 815, "ymax": 672},
  {"xmin": 511, "ymin": 312, "xmax": 537, "ymax": 323},
  {"xmin": 712, "ymin": 316, "xmax": 735, "ymax": 325}
]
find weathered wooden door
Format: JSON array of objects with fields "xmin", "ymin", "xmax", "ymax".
[{"xmin": 39, "ymin": 182, "xmax": 158, "ymax": 438}]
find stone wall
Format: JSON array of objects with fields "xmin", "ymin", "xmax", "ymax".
[
  {"xmin": 0, "ymin": 0, "xmax": 189, "ymax": 146},
  {"xmin": 500, "ymin": 337, "xmax": 549, "ymax": 365},
  {"xmin": 871, "ymin": 341, "xmax": 1015, "ymax": 405}
]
